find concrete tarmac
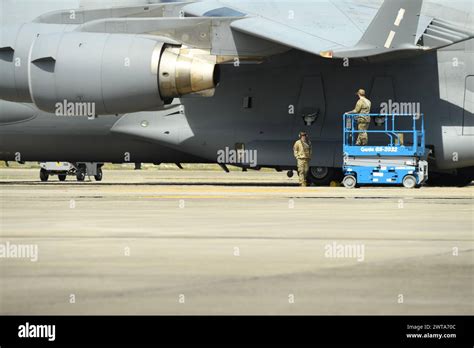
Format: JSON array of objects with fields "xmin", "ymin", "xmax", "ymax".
[{"xmin": 0, "ymin": 169, "xmax": 472, "ymax": 314}]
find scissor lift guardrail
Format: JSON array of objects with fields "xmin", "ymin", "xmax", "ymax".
[{"xmin": 343, "ymin": 113, "xmax": 425, "ymax": 157}]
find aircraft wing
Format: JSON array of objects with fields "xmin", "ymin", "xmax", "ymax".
[
  {"xmin": 186, "ymin": 0, "xmax": 371, "ymax": 56},
  {"xmin": 187, "ymin": 0, "xmax": 473, "ymax": 58},
  {"xmin": 230, "ymin": 16, "xmax": 347, "ymax": 56},
  {"xmin": 31, "ymin": 0, "xmax": 474, "ymax": 59},
  {"xmin": 227, "ymin": 0, "xmax": 468, "ymax": 58}
]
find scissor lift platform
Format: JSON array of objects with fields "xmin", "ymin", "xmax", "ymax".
[{"xmin": 342, "ymin": 113, "xmax": 428, "ymax": 188}]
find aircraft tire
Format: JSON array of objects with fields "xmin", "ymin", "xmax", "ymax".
[{"xmin": 307, "ymin": 167, "xmax": 338, "ymax": 186}]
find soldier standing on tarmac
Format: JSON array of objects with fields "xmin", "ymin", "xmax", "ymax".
[{"xmin": 293, "ymin": 131, "xmax": 312, "ymax": 187}]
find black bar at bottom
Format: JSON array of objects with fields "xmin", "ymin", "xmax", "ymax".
[{"xmin": 0, "ymin": 316, "xmax": 472, "ymax": 346}]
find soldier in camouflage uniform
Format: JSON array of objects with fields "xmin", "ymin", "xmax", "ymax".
[
  {"xmin": 293, "ymin": 131, "xmax": 312, "ymax": 187},
  {"xmin": 347, "ymin": 89, "xmax": 371, "ymax": 146}
]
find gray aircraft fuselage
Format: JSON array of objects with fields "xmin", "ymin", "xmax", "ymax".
[{"xmin": 0, "ymin": 0, "xmax": 473, "ymax": 185}]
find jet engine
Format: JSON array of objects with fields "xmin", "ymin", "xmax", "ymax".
[{"xmin": 25, "ymin": 32, "xmax": 219, "ymax": 115}]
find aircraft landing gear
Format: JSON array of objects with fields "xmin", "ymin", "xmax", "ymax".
[
  {"xmin": 307, "ymin": 167, "xmax": 341, "ymax": 186},
  {"xmin": 427, "ymin": 167, "xmax": 474, "ymax": 187}
]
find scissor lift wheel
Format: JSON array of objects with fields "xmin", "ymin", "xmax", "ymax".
[
  {"xmin": 402, "ymin": 175, "xmax": 417, "ymax": 189},
  {"xmin": 343, "ymin": 175, "xmax": 357, "ymax": 189}
]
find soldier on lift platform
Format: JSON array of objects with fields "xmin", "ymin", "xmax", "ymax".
[
  {"xmin": 346, "ymin": 89, "xmax": 372, "ymax": 146},
  {"xmin": 293, "ymin": 131, "xmax": 312, "ymax": 187}
]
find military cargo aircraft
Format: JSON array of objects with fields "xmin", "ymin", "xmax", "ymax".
[{"xmin": 0, "ymin": 0, "xmax": 473, "ymax": 185}]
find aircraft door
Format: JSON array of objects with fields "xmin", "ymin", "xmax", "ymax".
[
  {"xmin": 463, "ymin": 76, "xmax": 474, "ymax": 135},
  {"xmin": 293, "ymin": 75, "xmax": 326, "ymax": 137}
]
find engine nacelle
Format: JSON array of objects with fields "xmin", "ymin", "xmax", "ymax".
[{"xmin": 28, "ymin": 32, "xmax": 219, "ymax": 115}]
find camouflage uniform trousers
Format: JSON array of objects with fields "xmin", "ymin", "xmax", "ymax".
[
  {"xmin": 356, "ymin": 121, "xmax": 370, "ymax": 146},
  {"xmin": 297, "ymin": 159, "xmax": 310, "ymax": 186}
]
